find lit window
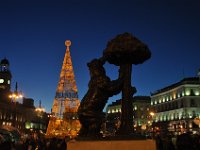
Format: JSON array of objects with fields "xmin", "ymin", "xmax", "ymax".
[
  {"xmin": 178, "ymin": 114, "xmax": 182, "ymax": 120},
  {"xmin": 0, "ymin": 79, "xmax": 4, "ymax": 83},
  {"xmin": 171, "ymin": 115, "xmax": 174, "ymax": 120},
  {"xmin": 162, "ymin": 98, "xmax": 165, "ymax": 102},
  {"xmin": 167, "ymin": 115, "xmax": 170, "ymax": 120},
  {"xmin": 112, "ymin": 109, "xmax": 115, "ymax": 113},
  {"xmin": 7, "ymin": 80, "xmax": 10, "ymax": 84},
  {"xmin": 25, "ymin": 122, "xmax": 31, "ymax": 129},
  {"xmin": 163, "ymin": 115, "xmax": 166, "ymax": 121},
  {"xmin": 195, "ymin": 90, "xmax": 200, "ymax": 96},
  {"xmin": 134, "ymin": 105, "xmax": 137, "ymax": 110},
  {"xmin": 155, "ymin": 101, "xmax": 157, "ymax": 105},
  {"xmin": 178, "ymin": 93, "xmax": 180, "ymax": 98},
  {"xmin": 185, "ymin": 90, "xmax": 190, "ymax": 96},
  {"xmin": 160, "ymin": 116, "xmax": 163, "ymax": 121},
  {"xmin": 173, "ymin": 93, "xmax": 176, "ymax": 99}
]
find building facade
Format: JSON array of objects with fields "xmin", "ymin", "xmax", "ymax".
[
  {"xmin": 0, "ymin": 58, "xmax": 49, "ymax": 135},
  {"xmin": 106, "ymin": 96, "xmax": 152, "ymax": 134},
  {"xmin": 0, "ymin": 58, "xmax": 12, "ymax": 102},
  {"xmin": 151, "ymin": 77, "xmax": 200, "ymax": 135}
]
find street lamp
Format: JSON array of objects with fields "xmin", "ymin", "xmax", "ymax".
[
  {"xmin": 9, "ymin": 82, "xmax": 23, "ymax": 102},
  {"xmin": 193, "ymin": 117, "xmax": 200, "ymax": 134},
  {"xmin": 149, "ymin": 112, "xmax": 155, "ymax": 138},
  {"xmin": 8, "ymin": 82, "xmax": 23, "ymax": 128},
  {"xmin": 150, "ymin": 112, "xmax": 155, "ymax": 117}
]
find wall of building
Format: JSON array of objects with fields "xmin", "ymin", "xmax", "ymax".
[{"xmin": 151, "ymin": 78, "xmax": 200, "ymax": 135}]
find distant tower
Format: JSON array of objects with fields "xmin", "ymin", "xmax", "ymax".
[
  {"xmin": 0, "ymin": 58, "xmax": 12, "ymax": 101},
  {"xmin": 46, "ymin": 40, "xmax": 81, "ymax": 138}
]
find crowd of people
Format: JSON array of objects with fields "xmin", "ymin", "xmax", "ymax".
[
  {"xmin": 155, "ymin": 132, "xmax": 200, "ymax": 150},
  {"xmin": 1, "ymin": 131, "xmax": 200, "ymax": 150},
  {"xmin": 0, "ymin": 134, "xmax": 69, "ymax": 150}
]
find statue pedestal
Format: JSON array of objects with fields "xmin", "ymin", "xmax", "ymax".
[{"xmin": 67, "ymin": 139, "xmax": 156, "ymax": 150}]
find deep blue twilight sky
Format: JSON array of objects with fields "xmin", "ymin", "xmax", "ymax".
[{"xmin": 0, "ymin": 0, "xmax": 200, "ymax": 113}]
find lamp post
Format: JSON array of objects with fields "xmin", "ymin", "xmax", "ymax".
[
  {"xmin": 149, "ymin": 112, "xmax": 155, "ymax": 138},
  {"xmin": 9, "ymin": 82, "xmax": 23, "ymax": 128},
  {"xmin": 150, "ymin": 112, "xmax": 155, "ymax": 118}
]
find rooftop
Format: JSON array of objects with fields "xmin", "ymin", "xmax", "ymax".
[
  {"xmin": 108, "ymin": 96, "xmax": 151, "ymax": 107},
  {"xmin": 151, "ymin": 77, "xmax": 200, "ymax": 95}
]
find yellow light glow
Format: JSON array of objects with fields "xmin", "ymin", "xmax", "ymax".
[
  {"xmin": 185, "ymin": 90, "xmax": 190, "ymax": 96},
  {"xmin": 173, "ymin": 93, "xmax": 176, "ymax": 99},
  {"xmin": 9, "ymin": 92, "xmax": 23, "ymax": 100},
  {"xmin": 35, "ymin": 107, "xmax": 45, "ymax": 112},
  {"xmin": 0, "ymin": 79, "xmax": 4, "ymax": 83},
  {"xmin": 178, "ymin": 93, "xmax": 180, "ymax": 98},
  {"xmin": 162, "ymin": 98, "xmax": 165, "ymax": 102},
  {"xmin": 195, "ymin": 91, "xmax": 200, "ymax": 96},
  {"xmin": 150, "ymin": 112, "xmax": 155, "ymax": 116}
]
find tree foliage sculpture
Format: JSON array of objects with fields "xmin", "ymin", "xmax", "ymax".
[
  {"xmin": 78, "ymin": 32, "xmax": 151, "ymax": 138},
  {"xmin": 103, "ymin": 32, "xmax": 151, "ymax": 135}
]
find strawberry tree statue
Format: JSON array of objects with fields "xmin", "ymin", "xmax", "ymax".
[{"xmin": 103, "ymin": 32, "xmax": 151, "ymax": 135}]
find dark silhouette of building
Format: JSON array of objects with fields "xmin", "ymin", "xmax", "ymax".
[
  {"xmin": 0, "ymin": 58, "xmax": 12, "ymax": 102},
  {"xmin": 0, "ymin": 58, "xmax": 49, "ymax": 135}
]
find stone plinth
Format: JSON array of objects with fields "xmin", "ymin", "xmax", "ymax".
[{"xmin": 68, "ymin": 139, "xmax": 156, "ymax": 150}]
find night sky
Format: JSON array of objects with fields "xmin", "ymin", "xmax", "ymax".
[{"xmin": 0, "ymin": 0, "xmax": 200, "ymax": 113}]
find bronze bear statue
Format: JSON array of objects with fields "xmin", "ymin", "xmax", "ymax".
[{"xmin": 78, "ymin": 57, "xmax": 124, "ymax": 137}]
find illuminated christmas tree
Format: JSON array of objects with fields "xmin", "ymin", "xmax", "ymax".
[{"xmin": 46, "ymin": 40, "xmax": 81, "ymax": 138}]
